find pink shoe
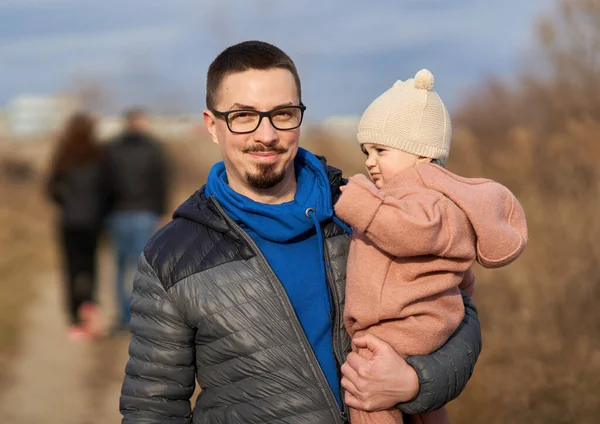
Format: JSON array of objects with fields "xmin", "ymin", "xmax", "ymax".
[
  {"xmin": 68, "ymin": 325, "xmax": 92, "ymax": 342},
  {"xmin": 78, "ymin": 302, "xmax": 104, "ymax": 338}
]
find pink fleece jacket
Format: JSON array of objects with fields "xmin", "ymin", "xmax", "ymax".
[{"xmin": 334, "ymin": 163, "xmax": 527, "ymax": 424}]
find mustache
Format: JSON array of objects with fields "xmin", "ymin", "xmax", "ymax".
[{"xmin": 243, "ymin": 146, "xmax": 288, "ymax": 154}]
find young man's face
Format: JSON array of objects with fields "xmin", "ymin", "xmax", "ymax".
[
  {"xmin": 362, "ymin": 143, "xmax": 426, "ymax": 188},
  {"xmin": 204, "ymin": 68, "xmax": 301, "ymax": 194}
]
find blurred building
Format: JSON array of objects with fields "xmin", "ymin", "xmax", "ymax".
[
  {"xmin": 319, "ymin": 115, "xmax": 361, "ymax": 140},
  {"xmin": 0, "ymin": 93, "xmax": 230, "ymax": 142},
  {"xmin": 97, "ymin": 113, "xmax": 205, "ymax": 141},
  {"xmin": 152, "ymin": 114, "xmax": 205, "ymax": 140},
  {"xmin": 96, "ymin": 115, "xmax": 123, "ymax": 140},
  {"xmin": 6, "ymin": 94, "xmax": 78, "ymax": 139}
]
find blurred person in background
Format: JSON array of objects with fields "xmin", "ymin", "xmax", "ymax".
[
  {"xmin": 119, "ymin": 41, "xmax": 482, "ymax": 423},
  {"xmin": 46, "ymin": 111, "xmax": 104, "ymax": 341},
  {"xmin": 101, "ymin": 107, "xmax": 169, "ymax": 334}
]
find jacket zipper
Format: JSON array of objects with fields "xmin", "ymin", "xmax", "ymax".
[
  {"xmin": 211, "ymin": 198, "xmax": 345, "ymax": 424},
  {"xmin": 322, "ymin": 233, "xmax": 351, "ymax": 423}
]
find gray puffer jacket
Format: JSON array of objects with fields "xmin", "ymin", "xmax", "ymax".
[{"xmin": 120, "ymin": 161, "xmax": 482, "ymax": 424}]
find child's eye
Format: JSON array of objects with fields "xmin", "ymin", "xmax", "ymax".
[{"xmin": 376, "ymin": 148, "xmax": 385, "ymax": 153}]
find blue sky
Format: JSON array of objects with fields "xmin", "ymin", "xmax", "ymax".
[{"xmin": 0, "ymin": 0, "xmax": 553, "ymax": 121}]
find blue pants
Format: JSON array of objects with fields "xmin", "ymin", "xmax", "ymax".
[{"xmin": 108, "ymin": 211, "xmax": 158, "ymax": 325}]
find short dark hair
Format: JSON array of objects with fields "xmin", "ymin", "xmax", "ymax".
[{"xmin": 206, "ymin": 40, "xmax": 301, "ymax": 110}]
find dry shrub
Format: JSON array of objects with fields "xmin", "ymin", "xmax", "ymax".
[{"xmin": 445, "ymin": 1, "xmax": 600, "ymax": 421}]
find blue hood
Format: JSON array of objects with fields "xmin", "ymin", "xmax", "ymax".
[{"xmin": 204, "ymin": 148, "xmax": 334, "ymax": 242}]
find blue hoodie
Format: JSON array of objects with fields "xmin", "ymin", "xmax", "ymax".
[{"xmin": 205, "ymin": 148, "xmax": 341, "ymax": 406}]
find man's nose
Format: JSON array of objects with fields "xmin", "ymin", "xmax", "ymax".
[{"xmin": 253, "ymin": 116, "xmax": 278, "ymax": 144}]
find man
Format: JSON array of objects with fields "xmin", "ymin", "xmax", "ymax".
[
  {"xmin": 102, "ymin": 107, "xmax": 168, "ymax": 331},
  {"xmin": 120, "ymin": 41, "xmax": 482, "ymax": 423}
]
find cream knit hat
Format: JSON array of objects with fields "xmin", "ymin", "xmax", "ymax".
[{"xmin": 357, "ymin": 69, "xmax": 451, "ymax": 166}]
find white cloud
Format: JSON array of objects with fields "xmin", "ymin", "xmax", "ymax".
[
  {"xmin": 0, "ymin": 26, "xmax": 186, "ymax": 59},
  {"xmin": 273, "ymin": 0, "xmax": 550, "ymax": 58},
  {"xmin": 0, "ymin": 0, "xmax": 78, "ymax": 8}
]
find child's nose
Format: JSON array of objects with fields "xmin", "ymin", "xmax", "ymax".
[{"xmin": 365, "ymin": 156, "xmax": 375, "ymax": 168}]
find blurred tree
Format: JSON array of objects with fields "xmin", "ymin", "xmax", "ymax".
[
  {"xmin": 536, "ymin": 0, "xmax": 600, "ymax": 118},
  {"xmin": 447, "ymin": 2, "xmax": 600, "ymax": 421}
]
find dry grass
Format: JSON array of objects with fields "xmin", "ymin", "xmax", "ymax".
[
  {"xmin": 443, "ymin": 93, "xmax": 600, "ymax": 423},
  {"xmin": 0, "ymin": 141, "xmax": 56, "ymax": 364}
]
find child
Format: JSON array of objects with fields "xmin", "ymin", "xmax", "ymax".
[{"xmin": 334, "ymin": 69, "xmax": 528, "ymax": 424}]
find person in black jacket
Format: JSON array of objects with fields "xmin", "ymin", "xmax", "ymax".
[
  {"xmin": 120, "ymin": 41, "xmax": 482, "ymax": 423},
  {"xmin": 101, "ymin": 107, "xmax": 168, "ymax": 331},
  {"xmin": 46, "ymin": 111, "xmax": 104, "ymax": 341}
]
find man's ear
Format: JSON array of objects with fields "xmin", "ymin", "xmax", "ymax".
[{"xmin": 203, "ymin": 110, "xmax": 219, "ymax": 146}]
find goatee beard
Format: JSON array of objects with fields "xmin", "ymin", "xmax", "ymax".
[
  {"xmin": 242, "ymin": 145, "xmax": 288, "ymax": 189},
  {"xmin": 245, "ymin": 163, "xmax": 286, "ymax": 189}
]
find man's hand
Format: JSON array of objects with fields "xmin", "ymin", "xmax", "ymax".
[{"xmin": 340, "ymin": 334, "xmax": 419, "ymax": 411}]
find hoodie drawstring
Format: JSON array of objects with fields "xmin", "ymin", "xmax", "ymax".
[
  {"xmin": 305, "ymin": 209, "xmax": 352, "ymax": 291},
  {"xmin": 306, "ymin": 208, "xmax": 326, "ymax": 285},
  {"xmin": 306, "ymin": 208, "xmax": 335, "ymax": 322},
  {"xmin": 332, "ymin": 217, "xmax": 352, "ymax": 235}
]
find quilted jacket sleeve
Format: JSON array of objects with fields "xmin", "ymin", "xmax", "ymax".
[
  {"xmin": 120, "ymin": 254, "xmax": 196, "ymax": 424},
  {"xmin": 398, "ymin": 291, "xmax": 482, "ymax": 414}
]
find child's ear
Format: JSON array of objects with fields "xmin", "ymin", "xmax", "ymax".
[{"xmin": 417, "ymin": 156, "xmax": 433, "ymax": 164}]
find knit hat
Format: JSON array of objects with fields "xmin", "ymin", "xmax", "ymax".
[{"xmin": 357, "ymin": 69, "xmax": 452, "ymax": 166}]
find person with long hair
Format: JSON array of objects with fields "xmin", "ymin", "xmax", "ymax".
[{"xmin": 46, "ymin": 112, "xmax": 104, "ymax": 341}]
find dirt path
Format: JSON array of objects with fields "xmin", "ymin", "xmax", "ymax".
[{"xmin": 0, "ymin": 249, "xmax": 130, "ymax": 424}]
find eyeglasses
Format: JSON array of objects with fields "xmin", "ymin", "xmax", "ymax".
[{"xmin": 210, "ymin": 104, "xmax": 306, "ymax": 134}]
